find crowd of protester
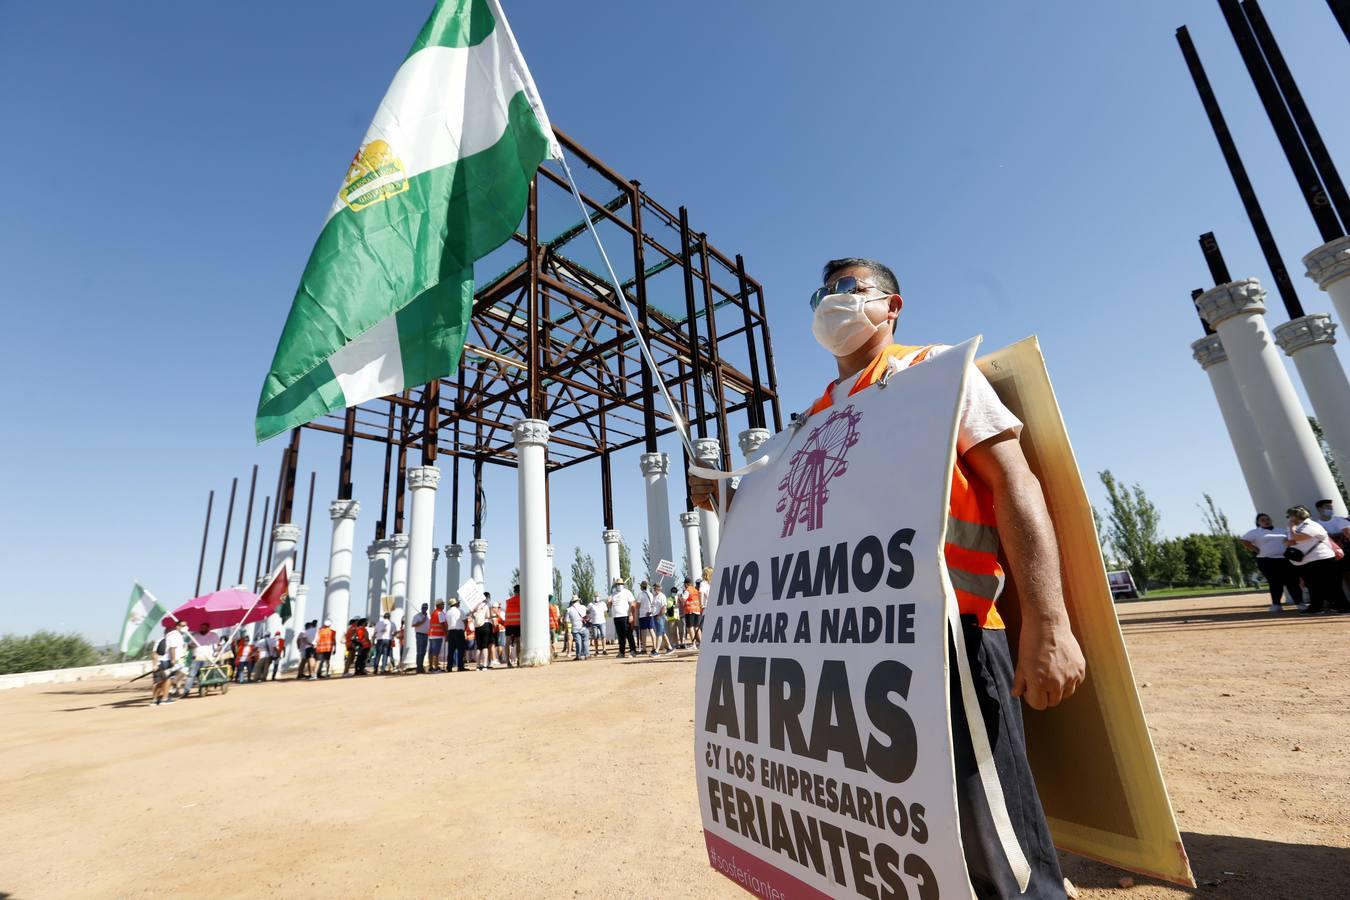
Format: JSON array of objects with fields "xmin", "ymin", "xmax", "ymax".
[
  {"xmin": 149, "ymin": 567, "xmax": 714, "ymax": 702},
  {"xmin": 1240, "ymin": 500, "xmax": 1350, "ymax": 615}
]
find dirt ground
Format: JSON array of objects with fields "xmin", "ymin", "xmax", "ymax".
[{"xmin": 0, "ymin": 594, "xmax": 1346, "ymax": 899}]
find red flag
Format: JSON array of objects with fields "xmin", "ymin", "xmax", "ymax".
[{"xmin": 260, "ymin": 563, "xmax": 292, "ymax": 621}]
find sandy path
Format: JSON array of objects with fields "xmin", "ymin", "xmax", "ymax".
[{"xmin": 0, "ymin": 595, "xmax": 1346, "ymax": 899}]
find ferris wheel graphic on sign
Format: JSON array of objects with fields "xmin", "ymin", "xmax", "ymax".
[{"xmin": 776, "ymin": 405, "xmax": 862, "ymax": 538}]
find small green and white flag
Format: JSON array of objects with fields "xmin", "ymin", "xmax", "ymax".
[
  {"xmin": 119, "ymin": 583, "xmax": 168, "ymax": 657},
  {"xmin": 256, "ymin": 0, "xmax": 559, "ymax": 441}
]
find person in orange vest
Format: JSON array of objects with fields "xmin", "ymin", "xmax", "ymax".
[
  {"xmin": 503, "ymin": 584, "xmax": 521, "ymax": 668},
  {"xmin": 352, "ymin": 618, "xmax": 372, "ymax": 676},
  {"xmin": 428, "ymin": 600, "xmax": 448, "ymax": 672},
  {"xmin": 341, "ymin": 619, "xmax": 359, "ymax": 677},
  {"xmin": 689, "ymin": 257, "xmax": 1085, "ymax": 900},
  {"xmin": 489, "ymin": 600, "xmax": 507, "ymax": 668},
  {"xmin": 312, "ymin": 618, "xmax": 337, "ymax": 680},
  {"xmin": 547, "ymin": 596, "xmax": 561, "ymax": 659},
  {"xmin": 680, "ymin": 578, "xmax": 703, "ymax": 648}
]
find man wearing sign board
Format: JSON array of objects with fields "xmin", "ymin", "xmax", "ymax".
[{"xmin": 692, "ymin": 258, "xmax": 1084, "ymax": 899}]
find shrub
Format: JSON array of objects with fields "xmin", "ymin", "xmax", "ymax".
[{"xmin": 0, "ymin": 631, "xmax": 101, "ymax": 675}]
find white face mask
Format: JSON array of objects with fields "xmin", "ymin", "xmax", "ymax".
[{"xmin": 811, "ymin": 291, "xmax": 891, "ymax": 357}]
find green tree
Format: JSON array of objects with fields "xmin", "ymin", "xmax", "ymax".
[
  {"xmin": 1156, "ymin": 539, "xmax": 1188, "ymax": 586},
  {"xmin": 571, "ymin": 547, "xmax": 596, "ymax": 604},
  {"xmin": 510, "ymin": 566, "xmax": 520, "ymax": 589},
  {"xmin": 0, "ymin": 631, "xmax": 100, "ymax": 675},
  {"xmin": 1199, "ymin": 494, "xmax": 1242, "ymax": 585},
  {"xmin": 1181, "ymin": 534, "xmax": 1222, "ymax": 584},
  {"xmin": 1099, "ymin": 470, "xmax": 1163, "ymax": 590},
  {"xmin": 619, "ymin": 540, "xmax": 632, "ymax": 583},
  {"xmin": 1309, "ymin": 417, "xmax": 1350, "ymax": 507},
  {"xmin": 553, "ymin": 566, "xmax": 563, "ymax": 602}
]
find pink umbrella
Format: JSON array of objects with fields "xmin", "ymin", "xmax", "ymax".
[{"xmin": 163, "ymin": 589, "xmax": 274, "ymax": 633}]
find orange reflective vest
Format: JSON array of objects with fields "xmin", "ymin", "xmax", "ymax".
[
  {"xmin": 548, "ymin": 604, "xmax": 560, "ymax": 631},
  {"xmin": 429, "ymin": 609, "xmax": 447, "ymax": 637},
  {"xmin": 808, "ymin": 344, "xmax": 1006, "ymax": 629},
  {"xmin": 505, "ymin": 595, "xmax": 521, "ymax": 627},
  {"xmin": 683, "ymin": 588, "xmax": 702, "ymax": 615},
  {"xmin": 315, "ymin": 627, "xmax": 336, "ymax": 653}
]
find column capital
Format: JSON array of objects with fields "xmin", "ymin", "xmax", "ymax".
[
  {"xmin": 273, "ymin": 523, "xmax": 301, "ymax": 544},
  {"xmin": 679, "ymin": 511, "xmax": 701, "ymax": 527},
  {"xmin": 1195, "ymin": 279, "xmax": 1266, "ymax": 329},
  {"xmin": 1274, "ymin": 313, "xmax": 1337, "ymax": 356},
  {"xmin": 693, "ymin": 437, "xmax": 722, "ymax": 463},
  {"xmin": 432, "ymin": 546, "xmax": 440, "ymax": 561},
  {"xmin": 469, "ymin": 538, "xmax": 489, "ymax": 554},
  {"xmin": 738, "ymin": 428, "xmax": 772, "ymax": 458},
  {"xmin": 545, "ymin": 544, "xmax": 555, "ymax": 559},
  {"xmin": 387, "ymin": 533, "xmax": 410, "ymax": 550},
  {"xmin": 513, "ymin": 418, "xmax": 551, "ymax": 448},
  {"xmin": 329, "ymin": 499, "xmax": 360, "ymax": 520},
  {"xmin": 445, "ymin": 543, "xmax": 463, "ymax": 559},
  {"xmin": 1303, "ymin": 235, "xmax": 1350, "ymax": 290},
  {"xmin": 367, "ymin": 541, "xmax": 384, "ymax": 560},
  {"xmin": 639, "ymin": 451, "xmax": 669, "ymax": 476},
  {"xmin": 602, "ymin": 529, "xmax": 622, "ymax": 545},
  {"xmin": 1190, "ymin": 335, "xmax": 1227, "ymax": 370},
  {"xmin": 294, "ymin": 584, "xmax": 308, "ymax": 599},
  {"xmin": 407, "ymin": 465, "xmax": 441, "ymax": 491}
]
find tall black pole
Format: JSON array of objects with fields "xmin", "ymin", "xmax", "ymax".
[
  {"xmin": 1199, "ymin": 232, "xmax": 1235, "ymax": 285},
  {"xmin": 194, "ymin": 490, "xmax": 214, "ymax": 598},
  {"xmin": 735, "ymin": 254, "xmax": 765, "ymax": 430},
  {"xmin": 253, "ymin": 496, "xmax": 270, "ymax": 585},
  {"xmin": 1216, "ymin": 0, "xmax": 1343, "ymax": 241},
  {"xmin": 1327, "ymin": 0, "xmax": 1350, "ymax": 47},
  {"xmin": 300, "ymin": 471, "xmax": 316, "ymax": 582},
  {"xmin": 378, "ymin": 401, "xmax": 394, "ymax": 540},
  {"xmin": 236, "ymin": 464, "xmax": 257, "ymax": 586},
  {"xmin": 338, "ymin": 407, "xmax": 356, "ymax": 500},
  {"xmin": 1177, "ymin": 26, "xmax": 1306, "ymax": 318},
  {"xmin": 1243, "ymin": 1, "xmax": 1350, "ymax": 229},
  {"xmin": 214, "ymin": 477, "xmax": 237, "ymax": 591},
  {"xmin": 679, "ymin": 207, "xmax": 709, "ymax": 439}
]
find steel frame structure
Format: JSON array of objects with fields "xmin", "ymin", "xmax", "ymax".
[{"xmin": 270, "ymin": 128, "xmax": 781, "ymax": 546}]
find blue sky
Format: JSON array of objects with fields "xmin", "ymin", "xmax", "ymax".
[{"xmin": 5, "ymin": 1, "xmax": 1350, "ymax": 642}]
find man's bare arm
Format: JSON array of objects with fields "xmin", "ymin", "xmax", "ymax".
[{"xmin": 964, "ymin": 431, "xmax": 1085, "ymax": 710}]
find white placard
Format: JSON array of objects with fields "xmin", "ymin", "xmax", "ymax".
[
  {"xmin": 456, "ymin": 578, "xmax": 485, "ymax": 611},
  {"xmin": 694, "ymin": 339, "xmax": 978, "ymax": 899},
  {"xmin": 656, "ymin": 559, "xmax": 677, "ymax": 578}
]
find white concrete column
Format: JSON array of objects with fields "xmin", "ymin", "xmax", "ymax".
[
  {"xmin": 641, "ymin": 451, "xmax": 675, "ymax": 594},
  {"xmin": 602, "ymin": 529, "xmax": 622, "ymax": 590},
  {"xmin": 445, "ymin": 544, "xmax": 463, "ymax": 599},
  {"xmin": 679, "ymin": 511, "xmax": 703, "ymax": 583},
  {"xmin": 1303, "ymin": 236, "xmax": 1350, "ymax": 330},
  {"xmin": 1274, "ymin": 313, "xmax": 1350, "ymax": 503},
  {"xmin": 322, "ymin": 500, "xmax": 360, "ymax": 634},
  {"xmin": 1191, "ymin": 335, "xmax": 1283, "ymax": 517},
  {"xmin": 271, "ymin": 523, "xmax": 301, "ymax": 579},
  {"xmin": 693, "ymin": 438, "xmax": 722, "ymax": 569},
  {"xmin": 365, "ymin": 540, "xmax": 388, "ymax": 620},
  {"xmin": 734, "ymin": 427, "xmax": 773, "ymax": 492},
  {"xmin": 469, "ymin": 538, "xmax": 488, "ymax": 586},
  {"xmin": 387, "ymin": 534, "xmax": 410, "ymax": 666},
  {"xmin": 283, "ymin": 584, "xmax": 308, "ymax": 666},
  {"xmin": 545, "ymin": 544, "xmax": 555, "ymax": 600},
  {"xmin": 430, "ymin": 546, "xmax": 440, "ymax": 604},
  {"xmin": 514, "ymin": 419, "xmax": 551, "ymax": 667},
  {"xmin": 1197, "ymin": 280, "xmax": 1342, "ymax": 513}
]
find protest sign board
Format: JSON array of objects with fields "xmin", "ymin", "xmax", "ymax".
[
  {"xmin": 456, "ymin": 578, "xmax": 485, "ymax": 611},
  {"xmin": 656, "ymin": 559, "xmax": 677, "ymax": 578},
  {"xmin": 695, "ymin": 339, "xmax": 978, "ymax": 899},
  {"xmin": 977, "ymin": 338, "xmax": 1193, "ymax": 887}
]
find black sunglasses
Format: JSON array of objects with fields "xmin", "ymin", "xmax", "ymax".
[{"xmin": 808, "ymin": 275, "xmax": 888, "ymax": 310}]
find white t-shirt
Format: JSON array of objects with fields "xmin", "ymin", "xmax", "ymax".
[
  {"xmin": 699, "ymin": 581, "xmax": 711, "ymax": 608},
  {"xmin": 1290, "ymin": 520, "xmax": 1335, "ymax": 565},
  {"xmin": 1317, "ymin": 515, "xmax": 1350, "ymax": 538},
  {"xmin": 654, "ymin": 589, "xmax": 670, "ymax": 616},
  {"xmin": 303, "ymin": 626, "xmax": 317, "ymax": 647},
  {"xmin": 610, "ymin": 587, "xmax": 636, "ymax": 618},
  {"xmin": 1242, "ymin": 527, "xmax": 1289, "ymax": 559},
  {"xmin": 566, "ymin": 603, "xmax": 588, "ymax": 630},
  {"xmin": 412, "ymin": 611, "xmax": 430, "ymax": 634},
  {"xmin": 825, "ymin": 344, "xmax": 1022, "ymax": 456},
  {"xmin": 373, "ymin": 618, "xmax": 393, "ymax": 640},
  {"xmin": 635, "ymin": 589, "xmax": 652, "ymax": 616},
  {"xmin": 587, "ymin": 600, "xmax": 607, "ymax": 625},
  {"xmin": 162, "ymin": 630, "xmax": 185, "ymax": 665}
]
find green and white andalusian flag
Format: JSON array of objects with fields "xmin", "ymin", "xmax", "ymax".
[
  {"xmin": 256, "ymin": 0, "xmax": 559, "ymax": 441},
  {"xmin": 119, "ymin": 583, "xmax": 168, "ymax": 657}
]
